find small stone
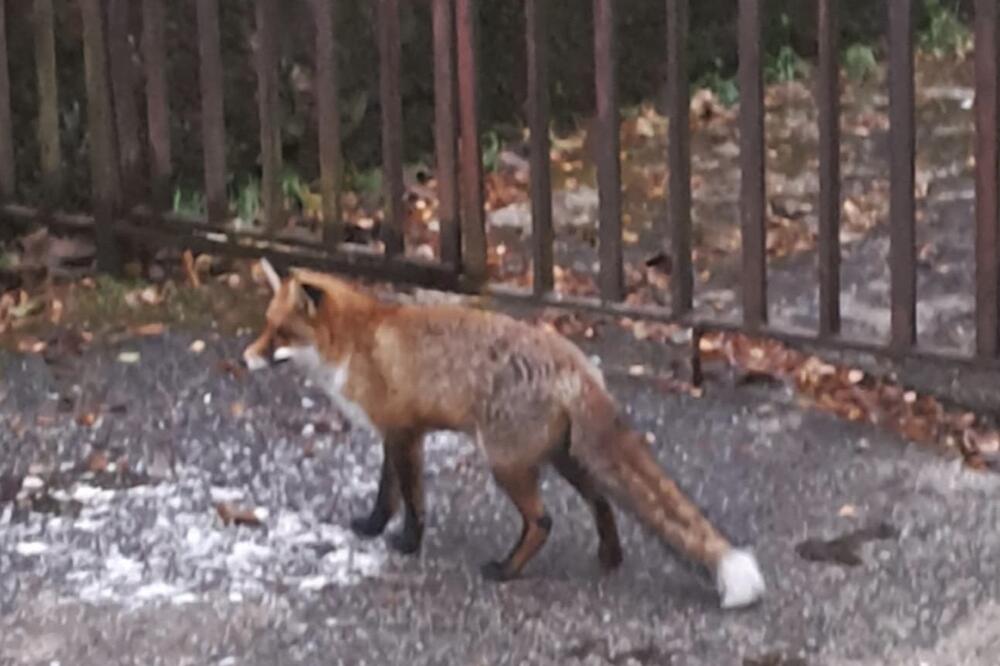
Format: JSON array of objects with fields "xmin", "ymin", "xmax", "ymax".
[{"xmin": 117, "ymin": 351, "xmax": 140, "ymax": 364}]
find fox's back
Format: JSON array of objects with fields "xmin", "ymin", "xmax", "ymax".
[{"xmin": 372, "ymin": 304, "xmax": 606, "ymax": 434}]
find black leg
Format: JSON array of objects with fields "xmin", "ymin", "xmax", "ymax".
[
  {"xmin": 385, "ymin": 430, "xmax": 426, "ymax": 555},
  {"xmin": 350, "ymin": 440, "xmax": 400, "ymax": 538},
  {"xmin": 551, "ymin": 449, "xmax": 623, "ymax": 571}
]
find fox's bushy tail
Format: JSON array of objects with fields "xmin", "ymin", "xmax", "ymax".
[{"xmin": 570, "ymin": 389, "xmax": 765, "ymax": 609}]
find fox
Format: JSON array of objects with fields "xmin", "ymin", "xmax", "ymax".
[{"xmin": 242, "ymin": 258, "xmax": 766, "ymax": 609}]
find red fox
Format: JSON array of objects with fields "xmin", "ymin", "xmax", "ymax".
[{"xmin": 243, "ymin": 259, "xmax": 765, "ymax": 608}]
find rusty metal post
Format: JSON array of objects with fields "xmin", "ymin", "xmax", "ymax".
[
  {"xmin": 142, "ymin": 0, "xmax": 172, "ymax": 209},
  {"xmin": 888, "ymin": 0, "xmax": 917, "ymax": 352},
  {"xmin": 196, "ymin": 0, "xmax": 227, "ymax": 225},
  {"xmin": 313, "ymin": 0, "xmax": 344, "ymax": 246},
  {"xmin": 433, "ymin": 0, "xmax": 460, "ymax": 268},
  {"xmin": 975, "ymin": 0, "xmax": 1000, "ymax": 357},
  {"xmin": 456, "ymin": 0, "xmax": 487, "ymax": 285},
  {"xmin": 526, "ymin": 0, "xmax": 553, "ymax": 295},
  {"xmin": 817, "ymin": 0, "xmax": 842, "ymax": 337},
  {"xmin": 666, "ymin": 0, "xmax": 692, "ymax": 315},
  {"xmin": 738, "ymin": 0, "xmax": 767, "ymax": 329},
  {"xmin": 594, "ymin": 0, "xmax": 624, "ymax": 302}
]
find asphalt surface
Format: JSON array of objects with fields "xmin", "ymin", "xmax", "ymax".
[{"xmin": 1, "ymin": 329, "xmax": 998, "ymax": 666}]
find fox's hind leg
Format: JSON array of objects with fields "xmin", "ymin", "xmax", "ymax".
[
  {"xmin": 481, "ymin": 463, "xmax": 551, "ymax": 582},
  {"xmin": 551, "ymin": 448, "xmax": 623, "ymax": 571},
  {"xmin": 350, "ymin": 438, "xmax": 402, "ymax": 538}
]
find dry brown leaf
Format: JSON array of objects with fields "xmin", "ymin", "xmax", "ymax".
[
  {"xmin": 139, "ymin": 286, "xmax": 161, "ymax": 306},
  {"xmin": 182, "ymin": 249, "xmax": 202, "ymax": 288},
  {"xmin": 76, "ymin": 412, "xmax": 99, "ymax": 428},
  {"xmin": 16, "ymin": 337, "xmax": 47, "ymax": 354},
  {"xmin": 131, "ymin": 322, "xmax": 166, "ymax": 337},
  {"xmin": 838, "ymin": 504, "xmax": 858, "ymax": 518},
  {"xmin": 215, "ymin": 502, "xmax": 264, "ymax": 528},
  {"xmin": 49, "ymin": 299, "xmax": 64, "ymax": 325},
  {"xmin": 85, "ymin": 449, "xmax": 109, "ymax": 472}
]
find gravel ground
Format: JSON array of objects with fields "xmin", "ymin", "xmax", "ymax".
[{"xmin": 1, "ymin": 329, "xmax": 998, "ymax": 666}]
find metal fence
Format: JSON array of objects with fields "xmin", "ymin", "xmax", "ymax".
[{"xmin": 1, "ymin": 0, "xmax": 999, "ymax": 369}]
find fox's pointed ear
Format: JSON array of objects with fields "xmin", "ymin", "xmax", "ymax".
[
  {"xmin": 300, "ymin": 282, "xmax": 324, "ymax": 316},
  {"xmin": 259, "ymin": 257, "xmax": 281, "ymax": 293}
]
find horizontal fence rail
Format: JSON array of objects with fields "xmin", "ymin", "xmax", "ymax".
[{"xmin": 0, "ymin": 0, "xmax": 997, "ymax": 372}]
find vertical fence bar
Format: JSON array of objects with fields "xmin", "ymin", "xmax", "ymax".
[
  {"xmin": 34, "ymin": 0, "xmax": 61, "ymax": 200},
  {"xmin": 255, "ymin": 0, "xmax": 283, "ymax": 234},
  {"xmin": 378, "ymin": 0, "xmax": 405, "ymax": 256},
  {"xmin": 142, "ymin": 0, "xmax": 172, "ymax": 209},
  {"xmin": 433, "ymin": 0, "xmax": 460, "ymax": 267},
  {"xmin": 526, "ymin": 0, "xmax": 553, "ymax": 295},
  {"xmin": 313, "ymin": 0, "xmax": 343, "ymax": 246},
  {"xmin": 666, "ymin": 0, "xmax": 692, "ymax": 315},
  {"xmin": 738, "ymin": 0, "xmax": 767, "ymax": 329},
  {"xmin": 888, "ymin": 0, "xmax": 916, "ymax": 352},
  {"xmin": 196, "ymin": 0, "xmax": 227, "ymax": 225},
  {"xmin": 456, "ymin": 0, "xmax": 487, "ymax": 284},
  {"xmin": 593, "ymin": 0, "xmax": 623, "ymax": 302},
  {"xmin": 0, "ymin": 0, "xmax": 15, "ymax": 199},
  {"xmin": 975, "ymin": 0, "xmax": 1000, "ymax": 357},
  {"xmin": 81, "ymin": 0, "xmax": 121, "ymax": 271},
  {"xmin": 107, "ymin": 0, "xmax": 142, "ymax": 206},
  {"xmin": 817, "ymin": 0, "xmax": 841, "ymax": 337}
]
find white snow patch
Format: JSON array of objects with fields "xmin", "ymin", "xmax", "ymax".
[
  {"xmin": 134, "ymin": 581, "xmax": 185, "ymax": 600},
  {"xmin": 210, "ymin": 486, "xmax": 245, "ymax": 503},
  {"xmin": 71, "ymin": 484, "xmax": 116, "ymax": 504},
  {"xmin": 15, "ymin": 541, "xmax": 49, "ymax": 556},
  {"xmin": 1, "ymin": 456, "xmax": 393, "ymax": 610}
]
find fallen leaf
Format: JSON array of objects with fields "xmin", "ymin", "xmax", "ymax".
[
  {"xmin": 183, "ymin": 249, "xmax": 202, "ymax": 288},
  {"xmin": 215, "ymin": 502, "xmax": 264, "ymax": 528},
  {"xmin": 217, "ymin": 359, "xmax": 246, "ymax": 380},
  {"xmin": 49, "ymin": 299, "xmax": 64, "ymax": 324},
  {"xmin": 131, "ymin": 322, "xmax": 166, "ymax": 336},
  {"xmin": 76, "ymin": 412, "xmax": 99, "ymax": 428},
  {"xmin": 85, "ymin": 450, "xmax": 109, "ymax": 473},
  {"xmin": 16, "ymin": 337, "xmax": 47, "ymax": 354},
  {"xmin": 10, "ymin": 294, "xmax": 44, "ymax": 320},
  {"xmin": 838, "ymin": 504, "xmax": 857, "ymax": 518},
  {"xmin": 139, "ymin": 286, "xmax": 161, "ymax": 306}
]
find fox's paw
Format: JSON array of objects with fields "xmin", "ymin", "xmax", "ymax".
[
  {"xmin": 388, "ymin": 529, "xmax": 421, "ymax": 555},
  {"xmin": 598, "ymin": 541, "xmax": 624, "ymax": 572},
  {"xmin": 350, "ymin": 515, "xmax": 388, "ymax": 539},
  {"xmin": 479, "ymin": 560, "xmax": 514, "ymax": 582}
]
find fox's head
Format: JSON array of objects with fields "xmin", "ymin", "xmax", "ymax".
[{"xmin": 241, "ymin": 258, "xmax": 327, "ymax": 372}]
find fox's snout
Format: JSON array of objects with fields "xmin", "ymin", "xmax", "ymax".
[
  {"xmin": 242, "ymin": 337, "xmax": 299, "ymax": 371},
  {"xmin": 242, "ymin": 334, "xmax": 283, "ymax": 371},
  {"xmin": 241, "ymin": 348, "xmax": 270, "ymax": 371}
]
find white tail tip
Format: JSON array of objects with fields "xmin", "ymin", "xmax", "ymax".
[{"xmin": 716, "ymin": 548, "xmax": 766, "ymax": 609}]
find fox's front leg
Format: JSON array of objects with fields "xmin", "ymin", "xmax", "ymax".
[
  {"xmin": 349, "ymin": 429, "xmax": 426, "ymax": 555},
  {"xmin": 384, "ymin": 429, "xmax": 426, "ymax": 555},
  {"xmin": 350, "ymin": 439, "xmax": 401, "ymax": 538}
]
